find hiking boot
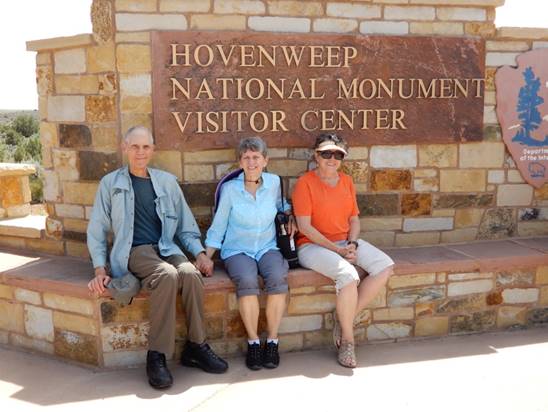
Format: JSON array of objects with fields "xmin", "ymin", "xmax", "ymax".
[
  {"xmin": 146, "ymin": 350, "xmax": 173, "ymax": 389},
  {"xmin": 180, "ymin": 341, "xmax": 228, "ymax": 374},
  {"xmin": 246, "ymin": 342, "xmax": 263, "ymax": 371},
  {"xmin": 262, "ymin": 341, "xmax": 280, "ymax": 369}
]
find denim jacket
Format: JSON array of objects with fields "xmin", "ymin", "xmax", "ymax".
[{"xmin": 87, "ymin": 166, "xmax": 205, "ymax": 278}]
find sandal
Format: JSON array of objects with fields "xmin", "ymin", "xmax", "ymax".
[
  {"xmin": 332, "ymin": 309, "xmax": 341, "ymax": 349},
  {"xmin": 338, "ymin": 340, "xmax": 357, "ymax": 368}
]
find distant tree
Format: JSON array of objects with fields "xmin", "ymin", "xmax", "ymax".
[
  {"xmin": 12, "ymin": 114, "xmax": 39, "ymax": 138},
  {"xmin": 513, "ymin": 66, "xmax": 548, "ymax": 147}
]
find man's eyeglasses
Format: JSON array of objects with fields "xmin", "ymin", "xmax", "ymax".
[{"xmin": 317, "ymin": 151, "xmax": 345, "ymax": 160}]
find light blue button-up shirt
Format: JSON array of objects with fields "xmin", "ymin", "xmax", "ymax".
[
  {"xmin": 87, "ymin": 166, "xmax": 205, "ymax": 278},
  {"xmin": 205, "ymin": 172, "xmax": 289, "ymax": 261}
]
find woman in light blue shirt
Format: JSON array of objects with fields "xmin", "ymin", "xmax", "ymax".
[{"xmin": 205, "ymin": 137, "xmax": 296, "ymax": 371}]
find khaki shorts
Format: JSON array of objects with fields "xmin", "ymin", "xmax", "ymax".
[{"xmin": 297, "ymin": 239, "xmax": 394, "ymax": 293}]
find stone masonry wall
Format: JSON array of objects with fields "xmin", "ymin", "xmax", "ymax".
[
  {"xmin": 2, "ymin": 264, "xmax": 547, "ymax": 367},
  {"xmin": 25, "ymin": 0, "xmax": 548, "ymax": 258}
]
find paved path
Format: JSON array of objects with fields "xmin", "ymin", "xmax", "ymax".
[{"xmin": 1, "ymin": 328, "xmax": 547, "ymax": 412}]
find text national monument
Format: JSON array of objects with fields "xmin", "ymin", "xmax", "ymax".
[{"xmin": 152, "ymin": 32, "xmax": 485, "ymax": 151}]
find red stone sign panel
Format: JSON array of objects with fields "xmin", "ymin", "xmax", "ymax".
[
  {"xmin": 151, "ymin": 32, "xmax": 485, "ymax": 151},
  {"xmin": 495, "ymin": 48, "xmax": 548, "ymax": 189}
]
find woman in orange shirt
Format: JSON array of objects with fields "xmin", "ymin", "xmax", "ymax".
[{"xmin": 292, "ymin": 133, "xmax": 394, "ymax": 368}]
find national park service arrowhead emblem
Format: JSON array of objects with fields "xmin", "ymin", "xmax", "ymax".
[{"xmin": 495, "ymin": 48, "xmax": 548, "ymax": 188}]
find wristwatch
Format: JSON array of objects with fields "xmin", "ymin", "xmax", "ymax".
[{"xmin": 347, "ymin": 240, "xmax": 358, "ymax": 248}]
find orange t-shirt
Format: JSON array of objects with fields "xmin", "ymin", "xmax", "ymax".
[{"xmin": 292, "ymin": 170, "xmax": 359, "ymax": 247}]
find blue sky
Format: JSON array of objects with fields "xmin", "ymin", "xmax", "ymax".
[{"xmin": 0, "ymin": 0, "xmax": 546, "ymax": 110}]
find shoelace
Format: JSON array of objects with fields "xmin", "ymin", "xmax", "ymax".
[
  {"xmin": 202, "ymin": 343, "xmax": 222, "ymax": 361},
  {"xmin": 249, "ymin": 344, "xmax": 262, "ymax": 361},
  {"xmin": 265, "ymin": 343, "xmax": 278, "ymax": 358}
]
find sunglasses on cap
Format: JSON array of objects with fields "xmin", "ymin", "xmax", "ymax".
[{"xmin": 317, "ymin": 150, "xmax": 345, "ymax": 160}]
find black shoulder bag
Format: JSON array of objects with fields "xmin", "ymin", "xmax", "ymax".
[{"xmin": 275, "ymin": 176, "xmax": 299, "ymax": 269}]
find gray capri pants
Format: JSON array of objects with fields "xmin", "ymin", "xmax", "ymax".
[
  {"xmin": 223, "ymin": 249, "xmax": 289, "ymax": 297},
  {"xmin": 298, "ymin": 239, "xmax": 394, "ymax": 293}
]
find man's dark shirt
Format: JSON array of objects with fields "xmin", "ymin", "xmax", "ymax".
[{"xmin": 130, "ymin": 173, "xmax": 162, "ymax": 247}]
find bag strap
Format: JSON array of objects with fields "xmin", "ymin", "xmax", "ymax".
[{"xmin": 278, "ymin": 175, "xmax": 285, "ymax": 212}]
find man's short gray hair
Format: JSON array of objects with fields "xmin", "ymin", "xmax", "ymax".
[
  {"xmin": 124, "ymin": 126, "xmax": 154, "ymax": 145},
  {"xmin": 237, "ymin": 136, "xmax": 268, "ymax": 159}
]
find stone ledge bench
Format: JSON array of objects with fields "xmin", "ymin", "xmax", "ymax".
[{"xmin": 0, "ymin": 237, "xmax": 547, "ymax": 368}]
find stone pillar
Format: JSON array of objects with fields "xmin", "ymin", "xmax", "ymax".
[{"xmin": 0, "ymin": 163, "xmax": 36, "ymax": 218}]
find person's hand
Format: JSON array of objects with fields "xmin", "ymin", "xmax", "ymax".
[
  {"xmin": 195, "ymin": 252, "xmax": 214, "ymax": 277},
  {"xmin": 337, "ymin": 245, "xmax": 357, "ymax": 264},
  {"xmin": 88, "ymin": 266, "xmax": 111, "ymax": 296},
  {"xmin": 287, "ymin": 215, "xmax": 298, "ymax": 237}
]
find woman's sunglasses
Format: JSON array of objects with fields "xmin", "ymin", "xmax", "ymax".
[{"xmin": 317, "ymin": 151, "xmax": 345, "ymax": 160}]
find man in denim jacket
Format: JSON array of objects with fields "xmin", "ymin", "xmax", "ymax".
[{"xmin": 87, "ymin": 126, "xmax": 228, "ymax": 389}]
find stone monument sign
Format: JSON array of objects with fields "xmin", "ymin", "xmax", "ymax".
[{"xmin": 152, "ymin": 32, "xmax": 485, "ymax": 151}]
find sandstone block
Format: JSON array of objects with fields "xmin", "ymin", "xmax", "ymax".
[
  {"xmin": 541, "ymin": 286, "xmax": 548, "ymax": 305},
  {"xmin": 103, "ymin": 350, "xmax": 147, "ymax": 368},
  {"xmin": 53, "ymin": 312, "xmax": 97, "ymax": 336},
  {"xmin": 53, "ymin": 150, "xmax": 79, "ymax": 181},
  {"xmin": 496, "ymin": 270, "xmax": 534, "ymax": 288},
  {"xmin": 403, "ymin": 217, "xmax": 453, "ymax": 232},
  {"xmin": 486, "ymin": 52, "xmax": 519, "ymax": 67},
  {"xmin": 459, "ymin": 142, "xmax": 504, "ymax": 168},
  {"xmin": 478, "ymin": 207, "xmax": 516, "ymax": 240},
  {"xmin": 66, "ymin": 241, "xmax": 90, "ymax": 259},
  {"xmin": 418, "ymin": 144, "xmax": 458, "ymax": 167},
  {"xmin": 184, "ymin": 149, "xmax": 236, "ymax": 163},
  {"xmin": 63, "ymin": 218, "xmax": 89, "ymax": 233},
  {"xmin": 59, "ymin": 124, "xmax": 92, "ymax": 148},
  {"xmin": 497, "ymin": 184, "xmax": 533, "ymax": 207},
  {"xmin": 327, "ymin": 3, "xmax": 380, "ymax": 18},
  {"xmin": 24, "ymin": 305, "xmax": 54, "ymax": 342},
  {"xmin": 0, "ymin": 285, "xmax": 13, "ymax": 300},
  {"xmin": 410, "ymin": 22, "xmax": 463, "ymax": 35},
  {"xmin": 401, "ymin": 193, "xmax": 432, "ymax": 216},
  {"xmin": 388, "ymin": 285, "xmax": 445, "ymax": 307},
  {"xmin": 43, "ymin": 293, "xmax": 94, "ymax": 316},
  {"xmin": 288, "ymin": 294, "xmax": 336, "ymax": 315},
  {"xmin": 47, "ymin": 96, "xmax": 85, "ymax": 122},
  {"xmin": 214, "ymin": 0, "xmax": 264, "ymax": 14},
  {"xmin": 248, "ymin": 16, "xmax": 311, "ymax": 32},
  {"xmin": 441, "ymin": 228, "xmax": 478, "ymax": 243},
  {"xmin": 116, "ymin": 44, "xmax": 151, "ymax": 73},
  {"xmin": 435, "ymin": 193, "xmax": 493, "ymax": 209},
  {"xmin": 414, "ymin": 178, "xmax": 439, "ymax": 192},
  {"xmin": 0, "ymin": 176, "xmax": 24, "ymax": 208},
  {"xmin": 437, "ymin": 293, "xmax": 486, "ymax": 314},
  {"xmin": 14, "ymin": 289, "xmax": 41, "ymax": 305},
  {"xmin": 190, "ymin": 14, "xmax": 247, "ymax": 30},
  {"xmin": 502, "ymin": 288, "xmax": 539, "ymax": 304},
  {"xmin": 204, "ymin": 293, "xmax": 226, "ymax": 313},
  {"xmin": 448, "ymin": 279, "xmax": 492, "ymax": 296},
  {"xmin": 465, "ymin": 22, "xmax": 495, "ymax": 37},
  {"xmin": 86, "ymin": 96, "xmax": 117, "ymax": 123},
  {"xmin": 54, "ymin": 329, "xmax": 98, "ymax": 365},
  {"xmin": 360, "ymin": 21, "xmax": 409, "ymax": 35},
  {"xmin": 361, "ymin": 217, "xmax": 402, "ymax": 231},
  {"xmin": 436, "ymin": 6, "xmax": 485, "ymax": 21},
  {"xmin": 361, "ymin": 231, "xmax": 395, "ymax": 247},
  {"xmin": 10, "ymin": 334, "xmax": 54, "ymax": 355},
  {"xmin": 367, "ymin": 322, "xmax": 412, "ymax": 340},
  {"xmin": 116, "ymin": 13, "xmax": 187, "ymax": 31},
  {"xmin": 36, "ymin": 66, "xmax": 53, "ymax": 96},
  {"xmin": 149, "ymin": 151, "xmax": 182, "ymax": 180},
  {"xmin": 55, "ymin": 75, "xmax": 99, "ymax": 94},
  {"xmin": 486, "ymin": 41, "xmax": 529, "ymax": 52},
  {"xmin": 389, "ymin": 273, "xmax": 436, "ymax": 289},
  {"xmin": 278, "ymin": 315, "xmax": 322, "ymax": 333},
  {"xmin": 183, "ymin": 164, "xmax": 214, "ymax": 182},
  {"xmin": 270, "ymin": 1, "xmax": 323, "ymax": 16},
  {"xmin": 87, "ymin": 43, "xmax": 116, "ymax": 73},
  {"xmin": 533, "ymin": 41, "xmax": 548, "ymax": 49},
  {"xmin": 101, "ymin": 299, "xmax": 149, "ymax": 323},
  {"xmin": 54, "ymin": 49, "xmax": 86, "ymax": 74},
  {"xmin": 507, "ymin": 170, "xmax": 524, "ymax": 183},
  {"xmin": 440, "ymin": 170, "xmax": 486, "ymax": 192},
  {"xmin": 373, "ymin": 307, "xmax": 414, "ymax": 321},
  {"xmin": 160, "ymin": 0, "xmax": 210, "ymax": 12},
  {"xmin": 36, "ymin": 52, "xmax": 51, "ymax": 65},
  {"xmin": 396, "ymin": 232, "xmax": 440, "ymax": 246},
  {"xmin": 101, "ymin": 323, "xmax": 149, "ymax": 351},
  {"xmin": 55, "ymin": 204, "xmax": 85, "ymax": 219},
  {"xmin": 313, "ymin": 18, "xmax": 358, "ymax": 33},
  {"xmin": 79, "ymin": 151, "xmax": 119, "ymax": 181},
  {"xmin": 455, "ymin": 208, "xmax": 484, "ymax": 228},
  {"xmin": 536, "ymin": 266, "xmax": 548, "ymax": 285},
  {"xmin": 63, "ymin": 182, "xmax": 99, "ymax": 205},
  {"xmin": 121, "ymin": 113, "xmax": 152, "ymax": 134},
  {"xmin": 370, "ymin": 145, "xmax": 417, "ymax": 168},
  {"xmin": 25, "ymin": 238, "xmax": 64, "ymax": 255},
  {"xmin": 303, "ymin": 331, "xmax": 330, "ymax": 349},
  {"xmin": 497, "ymin": 306, "xmax": 526, "ymax": 328},
  {"xmin": 268, "ymin": 159, "xmax": 307, "ymax": 177},
  {"xmin": 415, "ymin": 317, "xmax": 448, "ymax": 337},
  {"xmin": 488, "ymin": 170, "xmax": 504, "ymax": 184},
  {"xmin": 358, "ymin": 193, "xmax": 399, "ymax": 216},
  {"xmin": 450, "ymin": 310, "xmax": 496, "ymax": 334},
  {"xmin": 115, "ymin": 32, "xmax": 151, "ymax": 43},
  {"xmin": 45, "ymin": 217, "xmax": 63, "ymax": 240},
  {"xmin": 385, "ymin": 6, "xmax": 435, "ymax": 20},
  {"xmin": 0, "ymin": 331, "xmax": 7, "ymax": 345},
  {"xmin": 410, "ymin": 0, "xmax": 503, "ymax": 6},
  {"xmin": 91, "ymin": 127, "xmax": 118, "ymax": 149},
  {"xmin": 120, "ymin": 74, "xmax": 151, "ymax": 96},
  {"xmin": 0, "ymin": 301, "xmax": 24, "ymax": 333},
  {"xmin": 371, "ymin": 169, "xmax": 411, "ymax": 191},
  {"xmin": 497, "ymin": 27, "xmax": 548, "ymax": 40},
  {"xmin": 115, "ymin": 0, "xmax": 156, "ymax": 11}
]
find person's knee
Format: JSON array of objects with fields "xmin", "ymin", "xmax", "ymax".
[
  {"xmin": 236, "ymin": 273, "xmax": 260, "ymax": 296},
  {"xmin": 264, "ymin": 271, "xmax": 288, "ymax": 294},
  {"xmin": 158, "ymin": 263, "xmax": 179, "ymax": 283}
]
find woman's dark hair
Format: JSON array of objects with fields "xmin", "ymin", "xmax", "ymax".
[{"xmin": 313, "ymin": 133, "xmax": 348, "ymax": 152}]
